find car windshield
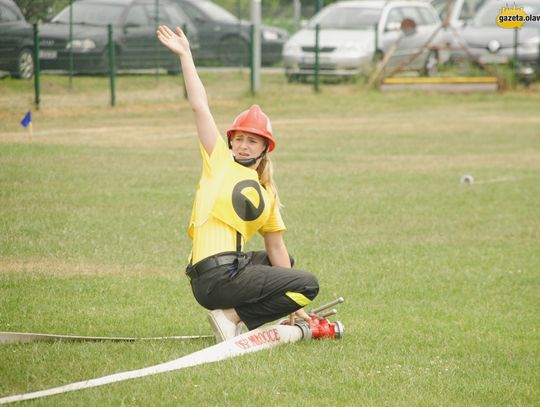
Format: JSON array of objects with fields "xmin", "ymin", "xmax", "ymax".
[
  {"xmin": 308, "ymin": 6, "xmax": 382, "ymax": 30},
  {"xmin": 430, "ymin": 0, "xmax": 447, "ymax": 18},
  {"xmin": 432, "ymin": 0, "xmax": 487, "ymax": 20},
  {"xmin": 474, "ymin": 2, "xmax": 540, "ymax": 26},
  {"xmin": 52, "ymin": 3, "xmax": 124, "ymax": 26},
  {"xmin": 473, "ymin": 3, "xmax": 502, "ymax": 25},
  {"xmin": 195, "ymin": 1, "xmax": 237, "ymax": 23}
]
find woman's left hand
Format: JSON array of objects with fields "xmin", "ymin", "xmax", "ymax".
[{"xmin": 156, "ymin": 25, "xmax": 191, "ymax": 57}]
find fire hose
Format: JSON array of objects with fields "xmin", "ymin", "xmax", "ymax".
[{"xmin": 0, "ymin": 297, "xmax": 344, "ymax": 405}]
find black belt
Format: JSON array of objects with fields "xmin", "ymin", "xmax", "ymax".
[{"xmin": 186, "ymin": 252, "xmax": 241, "ymax": 279}]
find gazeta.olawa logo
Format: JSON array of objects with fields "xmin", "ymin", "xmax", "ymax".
[{"xmin": 496, "ymin": 4, "xmax": 540, "ymax": 28}]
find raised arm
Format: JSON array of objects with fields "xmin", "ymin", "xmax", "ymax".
[{"xmin": 156, "ymin": 25, "xmax": 218, "ymax": 155}]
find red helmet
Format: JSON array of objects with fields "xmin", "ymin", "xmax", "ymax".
[{"xmin": 226, "ymin": 105, "xmax": 276, "ymax": 152}]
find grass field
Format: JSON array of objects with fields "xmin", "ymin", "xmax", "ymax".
[{"xmin": 1, "ymin": 72, "xmax": 539, "ymax": 406}]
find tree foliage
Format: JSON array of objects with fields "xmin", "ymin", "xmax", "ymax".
[{"xmin": 14, "ymin": 0, "xmax": 69, "ymax": 22}]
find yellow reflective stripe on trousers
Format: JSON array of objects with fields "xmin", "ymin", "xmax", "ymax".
[{"xmin": 285, "ymin": 291, "xmax": 311, "ymax": 307}]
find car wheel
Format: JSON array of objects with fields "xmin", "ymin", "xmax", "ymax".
[
  {"xmin": 14, "ymin": 48, "xmax": 34, "ymax": 79},
  {"xmin": 423, "ymin": 51, "xmax": 439, "ymax": 77},
  {"xmin": 219, "ymin": 36, "xmax": 249, "ymax": 66}
]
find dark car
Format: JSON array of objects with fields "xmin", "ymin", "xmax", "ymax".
[
  {"xmin": 171, "ymin": 0, "xmax": 288, "ymax": 66},
  {"xmin": 0, "ymin": 0, "xmax": 34, "ymax": 79},
  {"xmin": 38, "ymin": 0, "xmax": 198, "ymax": 74}
]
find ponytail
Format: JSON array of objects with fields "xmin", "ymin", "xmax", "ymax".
[{"xmin": 257, "ymin": 154, "xmax": 282, "ymax": 208}]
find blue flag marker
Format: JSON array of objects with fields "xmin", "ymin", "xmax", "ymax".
[{"xmin": 20, "ymin": 111, "xmax": 32, "ymax": 128}]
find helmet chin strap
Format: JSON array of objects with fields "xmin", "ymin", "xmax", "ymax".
[
  {"xmin": 229, "ymin": 139, "xmax": 269, "ymax": 167},
  {"xmin": 233, "ymin": 149, "xmax": 267, "ymax": 167}
]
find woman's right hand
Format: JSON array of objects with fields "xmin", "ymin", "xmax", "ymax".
[{"xmin": 156, "ymin": 25, "xmax": 190, "ymax": 57}]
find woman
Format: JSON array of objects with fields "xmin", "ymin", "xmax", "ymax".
[{"xmin": 156, "ymin": 25, "xmax": 319, "ymax": 342}]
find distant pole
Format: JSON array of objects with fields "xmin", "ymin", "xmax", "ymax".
[
  {"xmin": 374, "ymin": 23, "xmax": 379, "ymax": 54},
  {"xmin": 33, "ymin": 24, "xmax": 40, "ymax": 111},
  {"xmin": 293, "ymin": 0, "xmax": 301, "ymax": 31},
  {"xmin": 237, "ymin": 0, "xmax": 242, "ymax": 67},
  {"xmin": 155, "ymin": 0, "xmax": 160, "ymax": 79},
  {"xmin": 250, "ymin": 0, "xmax": 261, "ymax": 93},
  {"xmin": 512, "ymin": 28, "xmax": 518, "ymax": 84},
  {"xmin": 250, "ymin": 24, "xmax": 255, "ymax": 94},
  {"xmin": 315, "ymin": 0, "xmax": 323, "ymax": 14},
  {"xmin": 182, "ymin": 24, "xmax": 188, "ymax": 99},
  {"xmin": 69, "ymin": 0, "xmax": 73, "ymax": 88},
  {"xmin": 313, "ymin": 24, "xmax": 320, "ymax": 93},
  {"xmin": 108, "ymin": 25, "xmax": 116, "ymax": 107},
  {"xmin": 443, "ymin": 0, "xmax": 451, "ymax": 27}
]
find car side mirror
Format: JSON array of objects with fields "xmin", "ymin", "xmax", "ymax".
[{"xmin": 400, "ymin": 18, "xmax": 417, "ymax": 36}]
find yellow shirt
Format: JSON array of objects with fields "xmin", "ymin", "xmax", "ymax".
[{"xmin": 188, "ymin": 136, "xmax": 286, "ymax": 263}]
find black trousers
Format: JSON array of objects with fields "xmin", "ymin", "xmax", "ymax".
[{"xmin": 188, "ymin": 251, "xmax": 319, "ymax": 330}]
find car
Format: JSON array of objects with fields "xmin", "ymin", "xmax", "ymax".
[
  {"xmin": 283, "ymin": 0, "xmax": 445, "ymax": 80},
  {"xmin": 0, "ymin": 0, "xmax": 34, "ymax": 79},
  {"xmin": 171, "ymin": 0, "xmax": 289, "ymax": 66},
  {"xmin": 430, "ymin": 0, "xmax": 488, "ymax": 27},
  {"xmin": 38, "ymin": 0, "xmax": 198, "ymax": 74},
  {"xmin": 451, "ymin": 0, "xmax": 540, "ymax": 75}
]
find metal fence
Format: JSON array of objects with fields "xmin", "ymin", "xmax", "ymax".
[
  {"xmin": 28, "ymin": 1, "xmax": 330, "ymax": 109},
  {"xmin": 32, "ymin": 1, "xmax": 326, "ymax": 76},
  {"xmin": 23, "ymin": 0, "xmax": 532, "ymax": 109}
]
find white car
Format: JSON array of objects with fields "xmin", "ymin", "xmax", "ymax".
[
  {"xmin": 283, "ymin": 0, "xmax": 444, "ymax": 80},
  {"xmin": 430, "ymin": 0, "xmax": 488, "ymax": 27},
  {"xmin": 451, "ymin": 0, "xmax": 540, "ymax": 75}
]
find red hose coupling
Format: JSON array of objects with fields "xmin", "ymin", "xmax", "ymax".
[{"xmin": 310, "ymin": 316, "xmax": 344, "ymax": 340}]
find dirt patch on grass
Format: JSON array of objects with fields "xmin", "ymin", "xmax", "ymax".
[
  {"xmin": 0, "ymin": 256, "xmax": 175, "ymax": 278},
  {"xmin": 0, "ymin": 125, "xmax": 197, "ymax": 149},
  {"xmin": 363, "ymin": 152, "xmax": 540, "ymax": 172}
]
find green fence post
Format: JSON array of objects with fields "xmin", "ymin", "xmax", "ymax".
[
  {"xmin": 33, "ymin": 23, "xmax": 40, "ymax": 110},
  {"xmin": 108, "ymin": 24, "xmax": 116, "ymax": 107},
  {"xmin": 250, "ymin": 23, "xmax": 255, "ymax": 95},
  {"xmin": 374, "ymin": 23, "xmax": 379, "ymax": 55},
  {"xmin": 314, "ymin": 23, "xmax": 320, "ymax": 93},
  {"xmin": 155, "ymin": 0, "xmax": 160, "ymax": 79},
  {"xmin": 69, "ymin": 0, "xmax": 73, "ymax": 88},
  {"xmin": 512, "ymin": 28, "xmax": 518, "ymax": 85},
  {"xmin": 237, "ymin": 0, "xmax": 243, "ymax": 68},
  {"xmin": 182, "ymin": 23, "xmax": 188, "ymax": 100},
  {"xmin": 315, "ymin": 0, "xmax": 324, "ymax": 13}
]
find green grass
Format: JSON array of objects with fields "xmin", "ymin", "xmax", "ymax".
[{"xmin": 0, "ymin": 73, "xmax": 539, "ymax": 406}]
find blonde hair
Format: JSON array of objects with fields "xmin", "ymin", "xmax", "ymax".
[{"xmin": 257, "ymin": 154, "xmax": 282, "ymax": 208}]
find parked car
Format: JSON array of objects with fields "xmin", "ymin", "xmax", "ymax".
[
  {"xmin": 0, "ymin": 0, "xmax": 34, "ymax": 79},
  {"xmin": 283, "ymin": 0, "xmax": 445, "ymax": 80},
  {"xmin": 38, "ymin": 0, "xmax": 198, "ymax": 74},
  {"xmin": 171, "ymin": 0, "xmax": 288, "ymax": 66},
  {"xmin": 451, "ymin": 0, "xmax": 540, "ymax": 74},
  {"xmin": 430, "ymin": 0, "xmax": 487, "ymax": 27}
]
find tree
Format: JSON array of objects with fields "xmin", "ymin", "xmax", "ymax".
[{"xmin": 14, "ymin": 0, "xmax": 70, "ymax": 23}]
